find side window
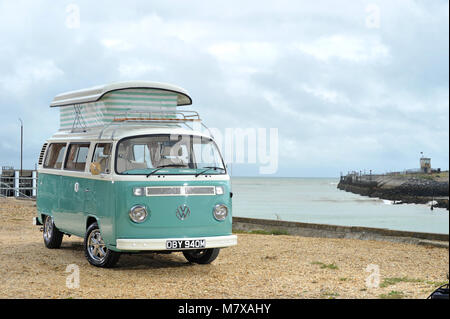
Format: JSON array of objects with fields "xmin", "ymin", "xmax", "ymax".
[
  {"xmin": 64, "ymin": 143, "xmax": 90, "ymax": 171},
  {"xmin": 92, "ymin": 143, "xmax": 112, "ymax": 174},
  {"xmin": 43, "ymin": 143, "xmax": 67, "ymax": 169}
]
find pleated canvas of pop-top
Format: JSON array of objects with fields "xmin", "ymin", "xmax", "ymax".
[{"xmin": 59, "ymin": 89, "xmax": 179, "ymax": 130}]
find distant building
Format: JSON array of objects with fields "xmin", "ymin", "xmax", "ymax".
[{"xmin": 420, "ymin": 157, "xmax": 431, "ymax": 173}]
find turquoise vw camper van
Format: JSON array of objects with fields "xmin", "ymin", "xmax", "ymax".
[{"xmin": 34, "ymin": 81, "xmax": 237, "ymax": 268}]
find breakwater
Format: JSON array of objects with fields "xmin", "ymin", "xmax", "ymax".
[
  {"xmin": 232, "ymin": 217, "xmax": 449, "ymax": 247},
  {"xmin": 337, "ymin": 173, "xmax": 449, "ymax": 210}
]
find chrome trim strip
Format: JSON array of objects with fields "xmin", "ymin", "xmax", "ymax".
[
  {"xmin": 186, "ymin": 186, "xmax": 216, "ymax": 195},
  {"xmin": 145, "ymin": 186, "xmax": 216, "ymax": 196},
  {"xmin": 146, "ymin": 187, "xmax": 181, "ymax": 196}
]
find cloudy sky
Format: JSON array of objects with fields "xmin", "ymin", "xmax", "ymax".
[{"xmin": 0, "ymin": 0, "xmax": 448, "ymax": 177}]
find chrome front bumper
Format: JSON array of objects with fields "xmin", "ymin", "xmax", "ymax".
[{"xmin": 116, "ymin": 235, "xmax": 237, "ymax": 251}]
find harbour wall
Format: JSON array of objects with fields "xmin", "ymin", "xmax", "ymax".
[
  {"xmin": 232, "ymin": 217, "xmax": 449, "ymax": 248},
  {"xmin": 337, "ymin": 173, "xmax": 449, "ymax": 209}
]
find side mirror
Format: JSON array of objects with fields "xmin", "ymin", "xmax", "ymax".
[{"xmin": 90, "ymin": 162, "xmax": 101, "ymax": 175}]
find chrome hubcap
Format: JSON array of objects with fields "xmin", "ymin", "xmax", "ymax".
[
  {"xmin": 87, "ymin": 229, "xmax": 107, "ymax": 262},
  {"xmin": 44, "ymin": 216, "xmax": 53, "ymax": 241}
]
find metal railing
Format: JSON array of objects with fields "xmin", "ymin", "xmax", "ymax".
[
  {"xmin": 96, "ymin": 110, "xmax": 215, "ymax": 139},
  {"xmin": 0, "ymin": 171, "xmax": 37, "ymax": 199}
]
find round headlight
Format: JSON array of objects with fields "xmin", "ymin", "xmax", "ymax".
[
  {"xmin": 129, "ymin": 205, "xmax": 148, "ymax": 223},
  {"xmin": 213, "ymin": 204, "xmax": 228, "ymax": 221}
]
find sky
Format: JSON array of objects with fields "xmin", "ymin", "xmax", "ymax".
[{"xmin": 0, "ymin": 0, "xmax": 448, "ymax": 177}]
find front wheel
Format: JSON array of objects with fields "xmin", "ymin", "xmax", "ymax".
[
  {"xmin": 84, "ymin": 222, "xmax": 120, "ymax": 268},
  {"xmin": 43, "ymin": 215, "xmax": 63, "ymax": 249},
  {"xmin": 183, "ymin": 248, "xmax": 220, "ymax": 264}
]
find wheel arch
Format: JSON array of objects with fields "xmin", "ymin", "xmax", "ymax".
[{"xmin": 86, "ymin": 215, "xmax": 99, "ymax": 229}]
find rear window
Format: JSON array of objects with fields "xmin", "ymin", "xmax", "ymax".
[
  {"xmin": 64, "ymin": 143, "xmax": 90, "ymax": 171},
  {"xmin": 43, "ymin": 143, "xmax": 67, "ymax": 169}
]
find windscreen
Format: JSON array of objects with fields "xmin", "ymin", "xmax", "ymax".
[{"xmin": 115, "ymin": 134, "xmax": 225, "ymax": 175}]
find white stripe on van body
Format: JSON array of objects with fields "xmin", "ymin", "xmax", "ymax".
[{"xmin": 37, "ymin": 168, "xmax": 230, "ymax": 182}]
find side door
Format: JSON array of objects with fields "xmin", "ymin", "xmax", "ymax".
[
  {"xmin": 85, "ymin": 142, "xmax": 115, "ymax": 243},
  {"xmin": 59, "ymin": 142, "xmax": 91, "ymax": 236},
  {"xmin": 85, "ymin": 142, "xmax": 113, "ymax": 215}
]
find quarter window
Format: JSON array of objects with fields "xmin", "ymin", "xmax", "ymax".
[
  {"xmin": 43, "ymin": 143, "xmax": 67, "ymax": 169},
  {"xmin": 64, "ymin": 143, "xmax": 90, "ymax": 171}
]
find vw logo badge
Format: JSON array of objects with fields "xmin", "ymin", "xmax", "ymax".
[{"xmin": 176, "ymin": 205, "xmax": 191, "ymax": 220}]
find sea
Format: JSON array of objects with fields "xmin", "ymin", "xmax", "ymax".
[{"xmin": 231, "ymin": 177, "xmax": 449, "ymax": 234}]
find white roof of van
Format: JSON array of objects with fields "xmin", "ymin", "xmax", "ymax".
[
  {"xmin": 50, "ymin": 81, "xmax": 192, "ymax": 107},
  {"xmin": 48, "ymin": 125, "xmax": 211, "ymax": 142}
]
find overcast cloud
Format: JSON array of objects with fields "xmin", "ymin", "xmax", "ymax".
[{"xmin": 0, "ymin": 0, "xmax": 448, "ymax": 177}]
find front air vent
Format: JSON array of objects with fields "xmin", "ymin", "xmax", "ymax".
[
  {"xmin": 146, "ymin": 187, "xmax": 181, "ymax": 196},
  {"xmin": 145, "ymin": 186, "xmax": 216, "ymax": 196},
  {"xmin": 38, "ymin": 143, "xmax": 48, "ymax": 165},
  {"xmin": 185, "ymin": 186, "xmax": 215, "ymax": 195}
]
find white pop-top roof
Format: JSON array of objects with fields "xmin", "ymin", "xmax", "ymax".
[{"xmin": 50, "ymin": 81, "xmax": 192, "ymax": 107}]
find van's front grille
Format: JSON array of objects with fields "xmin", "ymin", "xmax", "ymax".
[
  {"xmin": 146, "ymin": 187, "xmax": 181, "ymax": 196},
  {"xmin": 185, "ymin": 186, "xmax": 215, "ymax": 195},
  {"xmin": 145, "ymin": 186, "xmax": 216, "ymax": 196}
]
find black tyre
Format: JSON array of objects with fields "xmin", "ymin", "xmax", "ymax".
[
  {"xmin": 183, "ymin": 248, "xmax": 220, "ymax": 264},
  {"xmin": 84, "ymin": 222, "xmax": 120, "ymax": 268},
  {"xmin": 43, "ymin": 215, "xmax": 63, "ymax": 249}
]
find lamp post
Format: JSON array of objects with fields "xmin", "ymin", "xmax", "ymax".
[{"xmin": 19, "ymin": 118, "xmax": 23, "ymax": 176}]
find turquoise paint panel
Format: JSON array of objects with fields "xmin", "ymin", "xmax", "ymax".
[
  {"xmin": 37, "ymin": 172, "xmax": 232, "ymax": 252},
  {"xmin": 36, "ymin": 173, "xmax": 115, "ymax": 242},
  {"xmin": 36, "ymin": 173, "xmax": 60, "ymax": 220},
  {"xmin": 113, "ymin": 180, "xmax": 233, "ymax": 242},
  {"xmin": 84, "ymin": 178, "xmax": 116, "ymax": 245},
  {"xmin": 55, "ymin": 175, "xmax": 88, "ymax": 236}
]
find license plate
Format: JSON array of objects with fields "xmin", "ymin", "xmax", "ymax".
[{"xmin": 165, "ymin": 239, "xmax": 206, "ymax": 250}]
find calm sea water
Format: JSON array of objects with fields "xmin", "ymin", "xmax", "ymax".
[{"xmin": 231, "ymin": 177, "xmax": 449, "ymax": 234}]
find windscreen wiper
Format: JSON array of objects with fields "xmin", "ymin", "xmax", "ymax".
[
  {"xmin": 146, "ymin": 164, "xmax": 187, "ymax": 177},
  {"xmin": 195, "ymin": 166, "xmax": 225, "ymax": 177}
]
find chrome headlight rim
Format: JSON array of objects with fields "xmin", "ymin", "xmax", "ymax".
[
  {"xmin": 213, "ymin": 204, "xmax": 228, "ymax": 221},
  {"xmin": 129, "ymin": 204, "xmax": 148, "ymax": 223}
]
